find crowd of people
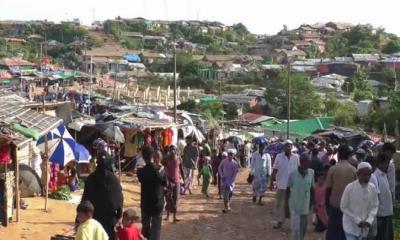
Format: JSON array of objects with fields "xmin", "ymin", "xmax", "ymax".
[
  {"xmin": 72, "ymin": 134, "xmax": 397, "ymax": 240},
  {"xmin": 264, "ymin": 139, "xmax": 397, "ymax": 240}
]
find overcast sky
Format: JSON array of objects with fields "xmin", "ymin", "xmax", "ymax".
[{"xmin": 1, "ymin": 0, "xmax": 400, "ymax": 35}]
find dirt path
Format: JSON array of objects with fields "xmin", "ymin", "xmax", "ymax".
[
  {"xmin": 0, "ymin": 169, "xmax": 324, "ymax": 240},
  {"xmin": 161, "ymin": 169, "xmax": 324, "ymax": 240}
]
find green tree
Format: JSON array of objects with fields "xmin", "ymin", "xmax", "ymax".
[
  {"xmin": 323, "ymin": 96, "xmax": 358, "ymax": 126},
  {"xmin": 265, "ymin": 70, "xmax": 323, "ymax": 119},
  {"xmin": 303, "ymin": 43, "xmax": 320, "ymax": 58},
  {"xmin": 232, "ymin": 23, "xmax": 250, "ymax": 36},
  {"xmin": 177, "ymin": 99, "xmax": 197, "ymax": 112},
  {"xmin": 224, "ymin": 103, "xmax": 239, "ymax": 120},
  {"xmin": 364, "ymin": 91, "xmax": 400, "ymax": 135},
  {"xmin": 382, "ymin": 39, "xmax": 400, "ymax": 54},
  {"xmin": 381, "ymin": 67, "xmax": 396, "ymax": 88}
]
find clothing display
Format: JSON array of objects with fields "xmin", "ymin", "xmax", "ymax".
[
  {"xmin": 162, "ymin": 128, "xmax": 173, "ymax": 148},
  {"xmin": 0, "ymin": 145, "xmax": 11, "ymax": 165}
]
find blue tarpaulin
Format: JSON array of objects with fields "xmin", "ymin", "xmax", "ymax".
[{"xmin": 123, "ymin": 53, "xmax": 141, "ymax": 62}]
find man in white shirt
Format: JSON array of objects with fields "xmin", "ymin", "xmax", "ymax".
[
  {"xmin": 244, "ymin": 141, "xmax": 252, "ymax": 168},
  {"xmin": 381, "ymin": 142, "xmax": 397, "ymax": 201},
  {"xmin": 250, "ymin": 143, "xmax": 272, "ymax": 205},
  {"xmin": 269, "ymin": 140, "xmax": 300, "ymax": 229},
  {"xmin": 317, "ymin": 141, "xmax": 327, "ymax": 160},
  {"xmin": 374, "ymin": 153, "xmax": 394, "ymax": 240},
  {"xmin": 340, "ymin": 162, "xmax": 379, "ymax": 240}
]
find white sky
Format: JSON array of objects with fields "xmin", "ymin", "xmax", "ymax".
[{"xmin": 1, "ymin": 0, "xmax": 400, "ymax": 35}]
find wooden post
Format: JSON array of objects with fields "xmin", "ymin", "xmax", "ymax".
[
  {"xmin": 44, "ymin": 134, "xmax": 49, "ymax": 212},
  {"xmin": 4, "ymin": 161, "xmax": 7, "ymax": 226},
  {"xmin": 117, "ymin": 143, "xmax": 122, "ymax": 181},
  {"xmin": 14, "ymin": 146, "xmax": 20, "ymax": 222}
]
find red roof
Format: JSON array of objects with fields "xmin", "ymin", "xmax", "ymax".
[
  {"xmin": 239, "ymin": 112, "xmax": 264, "ymax": 122},
  {"xmin": 0, "ymin": 58, "xmax": 35, "ymax": 67},
  {"xmin": 0, "ymin": 71, "xmax": 13, "ymax": 79}
]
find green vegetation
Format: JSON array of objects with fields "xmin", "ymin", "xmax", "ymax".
[
  {"xmin": 364, "ymin": 91, "xmax": 400, "ymax": 135},
  {"xmin": 324, "ymin": 25, "xmax": 400, "ymax": 57},
  {"xmin": 324, "ymin": 26, "xmax": 381, "ymax": 56},
  {"xmin": 264, "ymin": 70, "xmax": 323, "ymax": 119},
  {"xmin": 0, "ymin": 23, "xmax": 102, "ymax": 67},
  {"xmin": 104, "ymin": 20, "xmax": 255, "ymax": 54},
  {"xmin": 323, "ymin": 96, "xmax": 359, "ymax": 127}
]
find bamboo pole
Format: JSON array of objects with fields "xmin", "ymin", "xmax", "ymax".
[
  {"xmin": 117, "ymin": 143, "xmax": 122, "ymax": 181},
  {"xmin": 44, "ymin": 134, "xmax": 49, "ymax": 212},
  {"xmin": 4, "ymin": 161, "xmax": 8, "ymax": 226},
  {"xmin": 14, "ymin": 146, "xmax": 20, "ymax": 222}
]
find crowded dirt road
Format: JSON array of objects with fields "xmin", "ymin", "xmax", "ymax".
[{"xmin": 0, "ymin": 169, "xmax": 323, "ymax": 240}]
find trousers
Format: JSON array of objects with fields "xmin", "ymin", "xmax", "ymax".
[{"xmin": 141, "ymin": 211, "xmax": 162, "ymax": 240}]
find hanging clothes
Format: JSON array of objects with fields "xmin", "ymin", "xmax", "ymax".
[
  {"xmin": 0, "ymin": 145, "xmax": 11, "ymax": 164},
  {"xmin": 162, "ymin": 128, "xmax": 173, "ymax": 148},
  {"xmin": 144, "ymin": 129, "xmax": 152, "ymax": 146}
]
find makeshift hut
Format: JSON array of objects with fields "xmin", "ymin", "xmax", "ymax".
[{"xmin": 0, "ymin": 98, "xmax": 62, "ymax": 223}]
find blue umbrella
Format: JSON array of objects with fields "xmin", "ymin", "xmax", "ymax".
[
  {"xmin": 37, "ymin": 125, "xmax": 90, "ymax": 166},
  {"xmin": 265, "ymin": 142, "xmax": 284, "ymax": 155},
  {"xmin": 253, "ymin": 136, "xmax": 269, "ymax": 145},
  {"xmin": 74, "ymin": 143, "xmax": 92, "ymax": 162}
]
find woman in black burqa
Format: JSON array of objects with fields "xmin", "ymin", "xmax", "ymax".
[{"xmin": 81, "ymin": 157, "xmax": 123, "ymax": 240}]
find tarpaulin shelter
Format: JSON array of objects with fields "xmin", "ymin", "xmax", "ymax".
[
  {"xmin": 263, "ymin": 117, "xmax": 333, "ymax": 139},
  {"xmin": 123, "ymin": 53, "xmax": 141, "ymax": 63}
]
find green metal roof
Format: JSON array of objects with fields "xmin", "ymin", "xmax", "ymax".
[{"xmin": 263, "ymin": 117, "xmax": 333, "ymax": 138}]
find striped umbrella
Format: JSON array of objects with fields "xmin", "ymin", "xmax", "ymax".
[{"xmin": 37, "ymin": 125, "xmax": 90, "ymax": 166}]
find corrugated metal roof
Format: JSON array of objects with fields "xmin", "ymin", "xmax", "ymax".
[{"xmin": 0, "ymin": 101, "xmax": 62, "ymax": 137}]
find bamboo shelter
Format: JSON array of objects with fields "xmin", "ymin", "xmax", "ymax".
[{"xmin": 0, "ymin": 99, "xmax": 62, "ymax": 222}]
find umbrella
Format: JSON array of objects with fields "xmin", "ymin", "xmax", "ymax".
[
  {"xmin": 357, "ymin": 140, "xmax": 374, "ymax": 149},
  {"xmin": 74, "ymin": 143, "xmax": 91, "ymax": 162},
  {"xmin": 19, "ymin": 164, "xmax": 42, "ymax": 194},
  {"xmin": 253, "ymin": 136, "xmax": 269, "ymax": 145},
  {"xmin": 95, "ymin": 122, "xmax": 125, "ymax": 143},
  {"xmin": 227, "ymin": 136, "xmax": 244, "ymax": 145},
  {"xmin": 37, "ymin": 125, "xmax": 87, "ymax": 166},
  {"xmin": 265, "ymin": 142, "xmax": 284, "ymax": 155}
]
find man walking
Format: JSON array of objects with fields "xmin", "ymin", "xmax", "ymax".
[
  {"xmin": 137, "ymin": 146, "xmax": 167, "ymax": 240},
  {"xmin": 287, "ymin": 153, "xmax": 314, "ymax": 240},
  {"xmin": 325, "ymin": 145, "xmax": 357, "ymax": 240},
  {"xmin": 381, "ymin": 142, "xmax": 397, "ymax": 200},
  {"xmin": 269, "ymin": 140, "xmax": 299, "ymax": 229},
  {"xmin": 340, "ymin": 162, "xmax": 379, "ymax": 240},
  {"xmin": 218, "ymin": 151, "xmax": 239, "ymax": 213},
  {"xmin": 250, "ymin": 143, "xmax": 271, "ymax": 205},
  {"xmin": 374, "ymin": 153, "xmax": 394, "ymax": 240},
  {"xmin": 182, "ymin": 137, "xmax": 199, "ymax": 195}
]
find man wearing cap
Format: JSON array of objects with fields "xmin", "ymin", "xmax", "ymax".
[
  {"xmin": 325, "ymin": 145, "xmax": 357, "ymax": 240},
  {"xmin": 373, "ymin": 153, "xmax": 394, "ymax": 240},
  {"xmin": 250, "ymin": 143, "xmax": 272, "ymax": 205},
  {"xmin": 269, "ymin": 140, "xmax": 300, "ymax": 229},
  {"xmin": 218, "ymin": 150, "xmax": 239, "ymax": 213},
  {"xmin": 340, "ymin": 162, "xmax": 379, "ymax": 240}
]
